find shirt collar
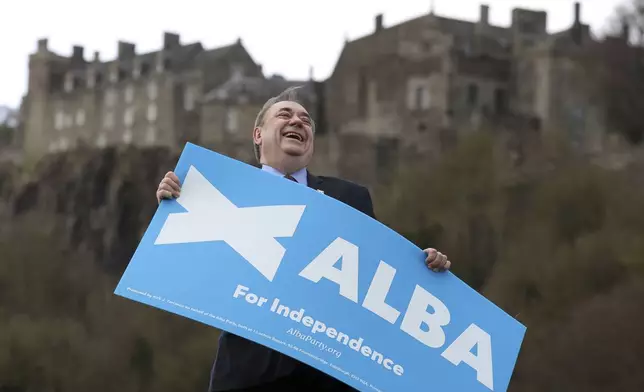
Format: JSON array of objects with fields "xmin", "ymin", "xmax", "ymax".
[{"xmin": 261, "ymin": 165, "xmax": 308, "ymax": 185}]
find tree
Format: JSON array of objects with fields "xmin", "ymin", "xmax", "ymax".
[
  {"xmin": 0, "ymin": 106, "xmax": 17, "ymax": 147},
  {"xmin": 0, "ymin": 123, "xmax": 13, "ymax": 147},
  {"xmin": 588, "ymin": 0, "xmax": 644, "ymax": 144},
  {"xmin": 606, "ymin": 0, "xmax": 644, "ymax": 45}
]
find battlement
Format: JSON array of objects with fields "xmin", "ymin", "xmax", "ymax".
[{"xmin": 29, "ymin": 31, "xmax": 212, "ymax": 95}]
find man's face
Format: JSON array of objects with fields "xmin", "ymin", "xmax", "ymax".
[{"xmin": 253, "ymin": 101, "xmax": 315, "ymax": 172}]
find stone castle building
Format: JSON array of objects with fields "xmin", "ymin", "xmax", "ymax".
[{"xmin": 19, "ymin": 2, "xmax": 621, "ymax": 184}]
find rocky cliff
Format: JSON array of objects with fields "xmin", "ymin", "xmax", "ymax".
[
  {"xmin": 4, "ymin": 137, "xmax": 644, "ymax": 392},
  {"xmin": 1, "ymin": 146, "xmax": 181, "ymax": 273}
]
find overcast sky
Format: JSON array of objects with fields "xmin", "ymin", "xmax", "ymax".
[{"xmin": 0, "ymin": 0, "xmax": 625, "ymax": 108}]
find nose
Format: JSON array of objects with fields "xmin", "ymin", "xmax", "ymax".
[{"xmin": 289, "ymin": 115, "xmax": 304, "ymax": 128}]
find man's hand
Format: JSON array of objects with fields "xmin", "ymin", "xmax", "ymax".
[
  {"xmin": 156, "ymin": 171, "xmax": 181, "ymax": 204},
  {"xmin": 424, "ymin": 248, "xmax": 451, "ymax": 272}
]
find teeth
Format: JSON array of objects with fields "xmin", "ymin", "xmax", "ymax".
[{"xmin": 285, "ymin": 132, "xmax": 302, "ymax": 141}]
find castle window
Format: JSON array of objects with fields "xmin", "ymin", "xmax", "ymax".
[
  {"xmin": 75, "ymin": 109, "xmax": 85, "ymax": 126},
  {"xmin": 156, "ymin": 57, "xmax": 171, "ymax": 73},
  {"xmin": 125, "ymin": 85, "xmax": 135, "ymax": 103},
  {"xmin": 59, "ymin": 137, "xmax": 69, "ymax": 151},
  {"xmin": 87, "ymin": 70, "xmax": 96, "ymax": 88},
  {"xmin": 147, "ymin": 81, "xmax": 158, "ymax": 100},
  {"xmin": 147, "ymin": 103, "xmax": 158, "ymax": 122},
  {"xmin": 231, "ymin": 64, "xmax": 244, "ymax": 81},
  {"xmin": 109, "ymin": 68, "xmax": 119, "ymax": 83},
  {"xmin": 133, "ymin": 62, "xmax": 141, "ymax": 79},
  {"xmin": 54, "ymin": 110, "xmax": 65, "ymax": 130},
  {"xmin": 463, "ymin": 42, "xmax": 472, "ymax": 56},
  {"xmin": 96, "ymin": 133, "xmax": 107, "ymax": 148},
  {"xmin": 123, "ymin": 129, "xmax": 133, "ymax": 144},
  {"xmin": 415, "ymin": 86, "xmax": 431, "ymax": 110},
  {"xmin": 64, "ymin": 74, "xmax": 74, "ymax": 92},
  {"xmin": 407, "ymin": 79, "xmax": 431, "ymax": 110},
  {"xmin": 225, "ymin": 108, "xmax": 238, "ymax": 133},
  {"xmin": 124, "ymin": 107, "xmax": 135, "ymax": 127},
  {"xmin": 184, "ymin": 87, "xmax": 196, "ymax": 111}
]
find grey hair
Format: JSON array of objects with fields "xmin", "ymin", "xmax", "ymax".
[{"xmin": 253, "ymin": 85, "xmax": 316, "ymax": 163}]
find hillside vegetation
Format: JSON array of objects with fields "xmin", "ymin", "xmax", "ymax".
[{"xmin": 2, "ymin": 133, "xmax": 644, "ymax": 391}]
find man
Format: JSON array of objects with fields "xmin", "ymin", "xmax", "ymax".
[{"xmin": 155, "ymin": 86, "xmax": 452, "ymax": 391}]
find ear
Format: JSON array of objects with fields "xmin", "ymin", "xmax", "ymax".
[{"xmin": 252, "ymin": 127, "xmax": 262, "ymax": 145}]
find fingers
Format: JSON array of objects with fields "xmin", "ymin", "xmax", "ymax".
[
  {"xmin": 428, "ymin": 253, "xmax": 446, "ymax": 271},
  {"xmin": 156, "ymin": 189, "xmax": 174, "ymax": 203},
  {"xmin": 156, "ymin": 171, "xmax": 181, "ymax": 203},
  {"xmin": 160, "ymin": 179, "xmax": 180, "ymax": 195},
  {"xmin": 166, "ymin": 171, "xmax": 181, "ymax": 185},
  {"xmin": 424, "ymin": 248, "xmax": 451, "ymax": 273},
  {"xmin": 424, "ymin": 248, "xmax": 437, "ymax": 262},
  {"xmin": 161, "ymin": 172, "xmax": 181, "ymax": 194}
]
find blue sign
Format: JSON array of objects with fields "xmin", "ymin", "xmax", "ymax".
[{"xmin": 114, "ymin": 143, "xmax": 526, "ymax": 392}]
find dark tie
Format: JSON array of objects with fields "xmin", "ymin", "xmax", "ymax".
[{"xmin": 284, "ymin": 174, "xmax": 298, "ymax": 183}]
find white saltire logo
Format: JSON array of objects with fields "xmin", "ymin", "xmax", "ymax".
[{"xmin": 155, "ymin": 166, "xmax": 306, "ymax": 281}]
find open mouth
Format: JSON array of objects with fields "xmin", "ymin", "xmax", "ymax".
[{"xmin": 284, "ymin": 132, "xmax": 304, "ymax": 142}]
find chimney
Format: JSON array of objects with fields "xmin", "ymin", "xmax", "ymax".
[
  {"xmin": 375, "ymin": 14, "xmax": 383, "ymax": 32},
  {"xmin": 72, "ymin": 45, "xmax": 84, "ymax": 60},
  {"xmin": 93, "ymin": 51, "xmax": 100, "ymax": 62},
  {"xmin": 571, "ymin": 2, "xmax": 582, "ymax": 44},
  {"xmin": 118, "ymin": 41, "xmax": 136, "ymax": 59},
  {"xmin": 37, "ymin": 38, "xmax": 48, "ymax": 53},
  {"xmin": 480, "ymin": 5, "xmax": 489, "ymax": 25},
  {"xmin": 163, "ymin": 32, "xmax": 181, "ymax": 50},
  {"xmin": 621, "ymin": 19, "xmax": 630, "ymax": 41}
]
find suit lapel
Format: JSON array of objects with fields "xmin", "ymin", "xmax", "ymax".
[{"xmin": 307, "ymin": 172, "xmax": 325, "ymax": 194}]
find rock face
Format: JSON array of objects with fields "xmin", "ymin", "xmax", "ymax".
[
  {"xmin": 2, "ymin": 146, "xmax": 181, "ymax": 273},
  {"xmin": 0, "ymin": 140, "xmax": 382, "ymax": 273}
]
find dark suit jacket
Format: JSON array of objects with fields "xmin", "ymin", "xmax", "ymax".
[{"xmin": 208, "ymin": 172, "xmax": 375, "ymax": 392}]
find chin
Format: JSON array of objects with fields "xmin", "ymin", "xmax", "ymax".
[{"xmin": 282, "ymin": 145, "xmax": 309, "ymax": 157}]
